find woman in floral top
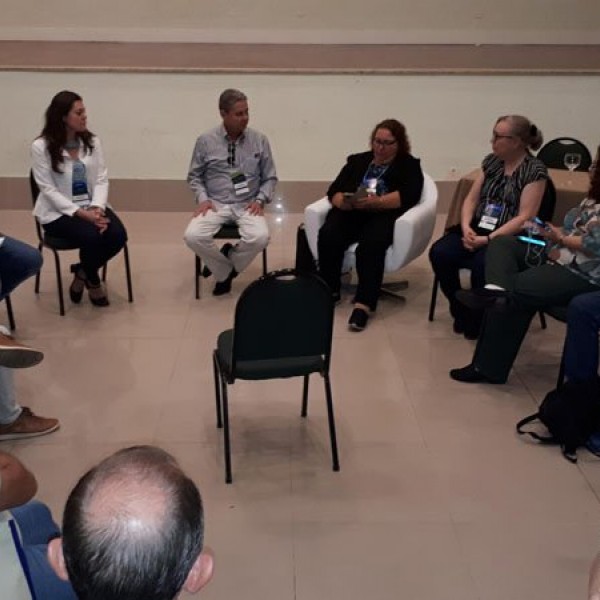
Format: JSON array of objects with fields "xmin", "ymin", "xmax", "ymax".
[{"xmin": 449, "ymin": 145, "xmax": 600, "ymax": 384}]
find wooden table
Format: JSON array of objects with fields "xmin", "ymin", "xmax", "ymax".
[{"xmin": 445, "ymin": 168, "xmax": 589, "ymax": 229}]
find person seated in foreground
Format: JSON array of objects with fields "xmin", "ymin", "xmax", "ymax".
[
  {"xmin": 429, "ymin": 115, "xmax": 547, "ymax": 339},
  {"xmin": 450, "ymin": 147, "xmax": 600, "ymax": 384},
  {"xmin": 0, "ymin": 233, "xmax": 59, "ymax": 439},
  {"xmin": 317, "ymin": 118, "xmax": 424, "ymax": 332},
  {"xmin": 48, "ymin": 445, "xmax": 214, "ymax": 600},
  {"xmin": 0, "ymin": 450, "xmax": 76, "ymax": 599},
  {"xmin": 184, "ymin": 88, "xmax": 278, "ymax": 296}
]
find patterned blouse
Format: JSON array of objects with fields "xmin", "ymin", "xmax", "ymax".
[
  {"xmin": 557, "ymin": 198, "xmax": 600, "ymax": 285},
  {"xmin": 471, "ymin": 153, "xmax": 548, "ymax": 233}
]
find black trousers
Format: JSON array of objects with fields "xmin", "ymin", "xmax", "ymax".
[
  {"xmin": 428, "ymin": 228, "xmax": 486, "ymax": 334},
  {"xmin": 473, "ymin": 236, "xmax": 599, "ymax": 382},
  {"xmin": 317, "ymin": 207, "xmax": 399, "ymax": 311},
  {"xmin": 43, "ymin": 207, "xmax": 128, "ymax": 285}
]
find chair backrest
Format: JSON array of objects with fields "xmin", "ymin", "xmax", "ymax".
[
  {"xmin": 28, "ymin": 170, "xmax": 44, "ymax": 243},
  {"xmin": 231, "ymin": 269, "xmax": 334, "ymax": 367},
  {"xmin": 537, "ymin": 176, "xmax": 557, "ymax": 223},
  {"xmin": 537, "ymin": 138, "xmax": 593, "ymax": 172}
]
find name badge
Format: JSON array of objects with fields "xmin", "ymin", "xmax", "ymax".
[
  {"xmin": 478, "ymin": 200, "xmax": 502, "ymax": 231},
  {"xmin": 231, "ymin": 170, "xmax": 250, "ymax": 196}
]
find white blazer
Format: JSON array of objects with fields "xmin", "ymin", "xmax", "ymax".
[{"xmin": 31, "ymin": 136, "xmax": 109, "ymax": 225}]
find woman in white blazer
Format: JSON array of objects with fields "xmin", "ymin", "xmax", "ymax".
[{"xmin": 31, "ymin": 91, "xmax": 127, "ymax": 307}]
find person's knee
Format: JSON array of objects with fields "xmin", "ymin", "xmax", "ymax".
[
  {"xmin": 489, "ymin": 234, "xmax": 516, "ymax": 253},
  {"xmin": 253, "ymin": 229, "xmax": 270, "ymax": 250},
  {"xmin": 28, "ymin": 249, "xmax": 43, "ymax": 273},
  {"xmin": 183, "ymin": 222, "xmax": 212, "ymax": 250},
  {"xmin": 429, "ymin": 240, "xmax": 449, "ymax": 267},
  {"xmin": 568, "ymin": 293, "xmax": 600, "ymax": 325}
]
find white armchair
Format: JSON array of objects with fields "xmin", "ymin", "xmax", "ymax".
[{"xmin": 304, "ymin": 172, "xmax": 438, "ymax": 290}]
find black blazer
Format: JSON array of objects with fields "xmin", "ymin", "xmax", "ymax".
[{"xmin": 326, "ymin": 151, "xmax": 424, "ymax": 215}]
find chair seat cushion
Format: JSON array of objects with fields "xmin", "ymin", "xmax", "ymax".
[
  {"xmin": 214, "ymin": 224, "xmax": 241, "ymax": 239},
  {"xmin": 216, "ymin": 330, "xmax": 325, "ymax": 380}
]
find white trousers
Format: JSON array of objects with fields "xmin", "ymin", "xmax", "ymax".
[{"xmin": 184, "ymin": 203, "xmax": 269, "ymax": 282}]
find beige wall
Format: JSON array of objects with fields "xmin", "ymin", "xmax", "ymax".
[
  {"xmin": 2, "ymin": 71, "xmax": 599, "ymax": 184},
  {"xmin": 1, "ymin": 0, "xmax": 599, "ymax": 44}
]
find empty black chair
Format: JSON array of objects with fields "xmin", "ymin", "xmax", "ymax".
[
  {"xmin": 537, "ymin": 138, "xmax": 592, "ymax": 172},
  {"xmin": 29, "ymin": 171, "xmax": 133, "ymax": 316},
  {"xmin": 212, "ymin": 269, "xmax": 340, "ymax": 483},
  {"xmin": 194, "ymin": 223, "xmax": 268, "ymax": 298}
]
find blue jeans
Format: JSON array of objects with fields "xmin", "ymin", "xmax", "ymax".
[
  {"xmin": 11, "ymin": 501, "xmax": 77, "ymax": 600},
  {"xmin": 564, "ymin": 291, "xmax": 600, "ymax": 383},
  {"xmin": 0, "ymin": 236, "xmax": 43, "ymax": 301}
]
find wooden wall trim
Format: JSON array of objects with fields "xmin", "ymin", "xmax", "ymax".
[{"xmin": 1, "ymin": 42, "xmax": 600, "ymax": 75}]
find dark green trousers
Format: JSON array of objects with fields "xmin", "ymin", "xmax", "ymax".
[{"xmin": 473, "ymin": 236, "xmax": 599, "ymax": 382}]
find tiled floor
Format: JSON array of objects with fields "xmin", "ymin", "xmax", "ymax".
[{"xmin": 2, "ymin": 208, "xmax": 600, "ymax": 600}]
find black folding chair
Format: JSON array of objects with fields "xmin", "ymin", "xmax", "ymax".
[
  {"xmin": 537, "ymin": 137, "xmax": 593, "ymax": 172},
  {"xmin": 212, "ymin": 269, "xmax": 340, "ymax": 483},
  {"xmin": 29, "ymin": 171, "xmax": 133, "ymax": 315}
]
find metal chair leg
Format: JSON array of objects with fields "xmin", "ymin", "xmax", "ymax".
[
  {"xmin": 221, "ymin": 379, "xmax": 233, "ymax": 484},
  {"xmin": 428, "ymin": 275, "xmax": 439, "ymax": 322},
  {"xmin": 323, "ymin": 372, "xmax": 340, "ymax": 472},
  {"xmin": 35, "ymin": 243, "xmax": 43, "ymax": 294},
  {"xmin": 123, "ymin": 244, "xmax": 134, "ymax": 302},
  {"xmin": 212, "ymin": 351, "xmax": 223, "ymax": 429},
  {"xmin": 52, "ymin": 250, "xmax": 66, "ymax": 316},
  {"xmin": 301, "ymin": 374, "xmax": 309, "ymax": 417},
  {"xmin": 195, "ymin": 256, "xmax": 201, "ymax": 299},
  {"xmin": 5, "ymin": 296, "xmax": 15, "ymax": 330},
  {"xmin": 101, "ymin": 263, "xmax": 107, "ymax": 282},
  {"xmin": 539, "ymin": 311, "xmax": 547, "ymax": 330},
  {"xmin": 262, "ymin": 248, "xmax": 268, "ymax": 275}
]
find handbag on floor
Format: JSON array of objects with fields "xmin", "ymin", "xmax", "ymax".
[{"xmin": 516, "ymin": 378, "xmax": 600, "ymax": 463}]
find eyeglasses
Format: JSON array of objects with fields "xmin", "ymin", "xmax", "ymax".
[
  {"xmin": 491, "ymin": 132, "xmax": 515, "ymax": 142},
  {"xmin": 590, "ymin": 162, "xmax": 597, "ymax": 173},
  {"xmin": 372, "ymin": 138, "xmax": 397, "ymax": 147}
]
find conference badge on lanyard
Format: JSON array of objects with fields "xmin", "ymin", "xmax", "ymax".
[
  {"xmin": 478, "ymin": 199, "xmax": 502, "ymax": 231},
  {"xmin": 231, "ymin": 170, "xmax": 250, "ymax": 197}
]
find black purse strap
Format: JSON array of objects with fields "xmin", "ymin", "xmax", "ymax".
[{"xmin": 516, "ymin": 413, "xmax": 556, "ymax": 445}]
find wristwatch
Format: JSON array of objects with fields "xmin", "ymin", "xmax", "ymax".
[{"xmin": 255, "ymin": 198, "xmax": 265, "ymax": 207}]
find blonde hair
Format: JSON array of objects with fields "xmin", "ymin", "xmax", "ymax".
[{"xmin": 496, "ymin": 115, "xmax": 543, "ymax": 151}]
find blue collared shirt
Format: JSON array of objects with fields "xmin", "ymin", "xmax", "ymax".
[{"xmin": 187, "ymin": 124, "xmax": 277, "ymax": 205}]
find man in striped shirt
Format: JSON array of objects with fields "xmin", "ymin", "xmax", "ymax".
[{"xmin": 184, "ymin": 89, "xmax": 278, "ymax": 295}]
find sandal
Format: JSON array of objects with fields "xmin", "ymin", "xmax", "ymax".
[
  {"xmin": 69, "ymin": 265, "xmax": 86, "ymax": 304},
  {"xmin": 86, "ymin": 282, "xmax": 110, "ymax": 307}
]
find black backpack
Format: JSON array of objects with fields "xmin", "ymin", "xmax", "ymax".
[{"xmin": 516, "ymin": 378, "xmax": 600, "ymax": 463}]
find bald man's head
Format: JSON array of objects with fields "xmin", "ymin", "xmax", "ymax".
[{"xmin": 58, "ymin": 446, "xmax": 206, "ymax": 600}]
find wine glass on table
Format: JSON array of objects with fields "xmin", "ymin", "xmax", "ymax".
[{"xmin": 564, "ymin": 153, "xmax": 582, "ymax": 184}]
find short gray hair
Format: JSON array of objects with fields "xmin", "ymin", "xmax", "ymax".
[{"xmin": 219, "ymin": 89, "xmax": 247, "ymax": 113}]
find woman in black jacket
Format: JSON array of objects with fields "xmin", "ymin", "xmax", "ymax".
[{"xmin": 318, "ymin": 118, "xmax": 424, "ymax": 331}]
